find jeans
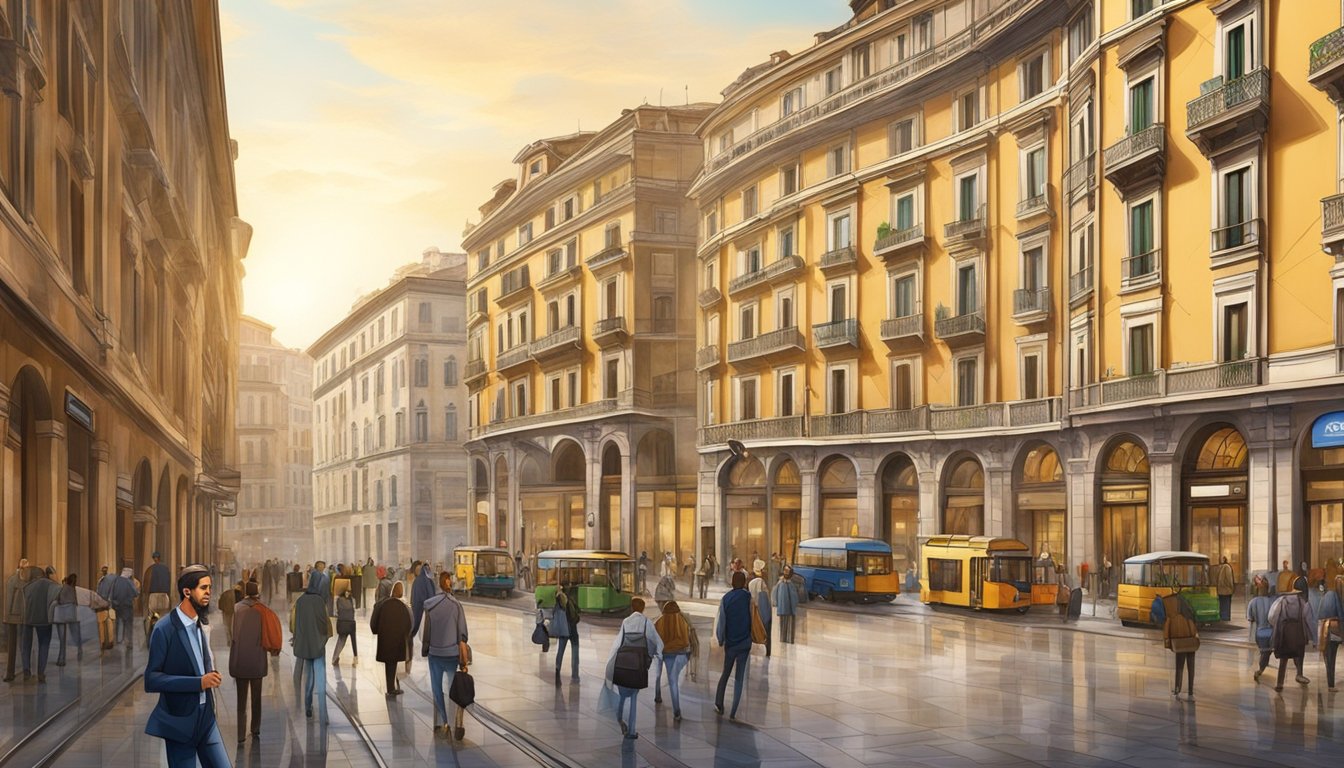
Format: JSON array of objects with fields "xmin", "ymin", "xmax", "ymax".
[
  {"xmin": 616, "ymin": 685, "xmax": 640, "ymax": 734},
  {"xmin": 236, "ymin": 677, "xmax": 262, "ymax": 735},
  {"xmin": 428, "ymin": 654, "xmax": 459, "ymax": 725},
  {"xmin": 302, "ymin": 656, "xmax": 327, "ymax": 720},
  {"xmin": 4, "ymin": 623, "xmax": 17, "ymax": 678},
  {"xmin": 715, "ymin": 642, "xmax": 751, "ymax": 717},
  {"xmin": 1173, "ymin": 651, "xmax": 1195, "ymax": 693},
  {"xmin": 333, "ymin": 631, "xmax": 358, "ymax": 660},
  {"xmin": 1218, "ymin": 595, "xmax": 1232, "ymax": 622},
  {"xmin": 697, "ymin": 576, "xmax": 708, "ymax": 599},
  {"xmin": 1326, "ymin": 640, "xmax": 1340, "ymax": 688},
  {"xmin": 654, "ymin": 652, "xmax": 689, "ymax": 713},
  {"xmin": 56, "ymin": 621, "xmax": 82, "ymax": 663},
  {"xmin": 778, "ymin": 614, "xmax": 796, "ymax": 644},
  {"xmin": 114, "ymin": 606, "xmax": 134, "ymax": 646},
  {"xmin": 1276, "ymin": 654, "xmax": 1305, "ymax": 688},
  {"xmin": 555, "ymin": 634, "xmax": 579, "ymax": 679},
  {"xmin": 21, "ymin": 625, "xmax": 52, "ymax": 674},
  {"xmin": 163, "ymin": 702, "xmax": 230, "ymax": 768}
]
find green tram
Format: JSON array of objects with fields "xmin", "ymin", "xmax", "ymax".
[{"xmin": 533, "ymin": 550, "xmax": 636, "ymax": 615}]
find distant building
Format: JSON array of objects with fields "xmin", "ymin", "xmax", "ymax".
[
  {"xmin": 0, "ymin": 2, "xmax": 247, "ymax": 589},
  {"xmin": 461, "ymin": 104, "xmax": 712, "ymax": 566},
  {"xmin": 308, "ymin": 249, "xmax": 469, "ymax": 566},
  {"xmin": 224, "ymin": 318, "xmax": 314, "ymax": 566}
]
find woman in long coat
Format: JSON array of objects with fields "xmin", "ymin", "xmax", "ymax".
[{"xmin": 370, "ymin": 580, "xmax": 412, "ymax": 696}]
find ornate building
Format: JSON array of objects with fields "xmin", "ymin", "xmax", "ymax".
[
  {"xmin": 692, "ymin": 0, "xmax": 1344, "ymax": 587},
  {"xmin": 461, "ymin": 104, "xmax": 712, "ymax": 569},
  {"xmin": 309, "ymin": 249, "xmax": 469, "ymax": 566},
  {"xmin": 0, "ymin": 1, "xmax": 247, "ymax": 591},
  {"xmin": 224, "ymin": 317, "xmax": 314, "ymax": 565}
]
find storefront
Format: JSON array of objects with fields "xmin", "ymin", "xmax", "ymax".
[
  {"xmin": 724, "ymin": 457, "xmax": 766, "ymax": 566},
  {"xmin": 772, "ymin": 459, "xmax": 802, "ymax": 563},
  {"xmin": 1182, "ymin": 425, "xmax": 1247, "ymax": 581},
  {"xmin": 1303, "ymin": 412, "xmax": 1344, "ymax": 568},
  {"xmin": 1015, "ymin": 443, "xmax": 1065, "ymax": 561},
  {"xmin": 818, "ymin": 457, "xmax": 858, "ymax": 538},
  {"xmin": 881, "ymin": 454, "xmax": 919, "ymax": 574},
  {"xmin": 942, "ymin": 455, "xmax": 984, "ymax": 536},
  {"xmin": 1098, "ymin": 438, "xmax": 1150, "ymax": 584}
]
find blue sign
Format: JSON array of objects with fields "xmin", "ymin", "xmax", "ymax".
[{"xmin": 1311, "ymin": 412, "xmax": 1344, "ymax": 448}]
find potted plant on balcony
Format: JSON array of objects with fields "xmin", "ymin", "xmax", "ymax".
[
  {"xmin": 934, "ymin": 303, "xmax": 950, "ymax": 322},
  {"xmin": 876, "ymin": 221, "xmax": 892, "ymax": 243}
]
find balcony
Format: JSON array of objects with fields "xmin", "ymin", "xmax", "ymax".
[
  {"xmin": 470, "ymin": 398, "xmax": 624, "ymax": 439},
  {"xmin": 873, "ymin": 225, "xmax": 926, "ymax": 260},
  {"xmin": 697, "ymin": 286, "xmax": 724, "ymax": 309},
  {"xmin": 467, "ymin": 306, "xmax": 488, "ymax": 329},
  {"xmin": 934, "ymin": 311, "xmax": 985, "ymax": 346},
  {"xmin": 592, "ymin": 317, "xmax": 628, "ymax": 349},
  {"xmin": 464, "ymin": 358, "xmax": 488, "ymax": 387},
  {"xmin": 1069, "ymin": 266, "xmax": 1093, "ymax": 304},
  {"xmin": 495, "ymin": 345, "xmax": 533, "ymax": 374},
  {"xmin": 1322, "ymin": 194, "xmax": 1344, "ymax": 256},
  {"xmin": 537, "ymin": 263, "xmax": 582, "ymax": 290},
  {"xmin": 880, "ymin": 312, "xmax": 923, "ymax": 343},
  {"xmin": 696, "ymin": 345, "xmax": 721, "ymax": 372},
  {"xmin": 813, "ymin": 318, "xmax": 859, "ymax": 350},
  {"xmin": 726, "ymin": 327, "xmax": 805, "ymax": 365},
  {"xmin": 496, "ymin": 269, "xmax": 532, "ymax": 307},
  {"xmin": 1309, "ymin": 27, "xmax": 1344, "ymax": 104},
  {"xmin": 1070, "ymin": 360, "xmax": 1263, "ymax": 411},
  {"xmin": 586, "ymin": 244, "xmax": 629, "ymax": 273},
  {"xmin": 531, "ymin": 325, "xmax": 582, "ymax": 361},
  {"xmin": 1015, "ymin": 184, "xmax": 1052, "ymax": 221},
  {"xmin": 1103, "ymin": 124, "xmax": 1166, "ymax": 194},
  {"xmin": 1186, "ymin": 69, "xmax": 1270, "ymax": 157},
  {"xmin": 1121, "ymin": 249, "xmax": 1161, "ymax": 291},
  {"xmin": 1065, "ymin": 152, "xmax": 1096, "ymax": 203},
  {"xmin": 1011, "ymin": 287, "xmax": 1050, "ymax": 324},
  {"xmin": 943, "ymin": 205, "xmax": 987, "ymax": 247},
  {"xmin": 700, "ymin": 416, "xmax": 804, "ymax": 446},
  {"xmin": 818, "ymin": 245, "xmax": 858, "ymax": 274},
  {"xmin": 727, "ymin": 255, "xmax": 804, "ymax": 297},
  {"xmin": 1210, "ymin": 218, "xmax": 1262, "ymax": 264},
  {"xmin": 930, "ymin": 403, "xmax": 1004, "ymax": 431}
]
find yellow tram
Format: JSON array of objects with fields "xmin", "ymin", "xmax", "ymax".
[{"xmin": 920, "ymin": 536, "xmax": 1054, "ymax": 612}]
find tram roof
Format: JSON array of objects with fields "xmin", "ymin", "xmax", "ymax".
[
  {"xmin": 535, "ymin": 549, "xmax": 634, "ymax": 561},
  {"xmin": 920, "ymin": 535, "xmax": 1030, "ymax": 553},
  {"xmin": 798, "ymin": 537, "xmax": 892, "ymax": 552},
  {"xmin": 1123, "ymin": 551, "xmax": 1210, "ymax": 564},
  {"xmin": 452, "ymin": 546, "xmax": 511, "ymax": 555}
]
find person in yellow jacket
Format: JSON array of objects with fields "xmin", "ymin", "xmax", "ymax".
[{"xmin": 652, "ymin": 600, "xmax": 698, "ymax": 720}]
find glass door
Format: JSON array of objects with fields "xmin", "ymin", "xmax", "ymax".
[
  {"xmin": 1101, "ymin": 504, "xmax": 1149, "ymax": 565},
  {"xmin": 1311, "ymin": 502, "xmax": 1344, "ymax": 566},
  {"xmin": 1188, "ymin": 505, "xmax": 1244, "ymax": 582}
]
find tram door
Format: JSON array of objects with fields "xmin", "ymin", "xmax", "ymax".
[{"xmin": 970, "ymin": 557, "xmax": 988, "ymax": 608}]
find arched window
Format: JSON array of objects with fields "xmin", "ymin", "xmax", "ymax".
[
  {"xmin": 445, "ymin": 356, "xmax": 458, "ymax": 387},
  {"xmin": 445, "ymin": 404, "xmax": 458, "ymax": 442}
]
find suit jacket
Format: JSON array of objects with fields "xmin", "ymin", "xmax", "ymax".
[{"xmin": 144, "ymin": 610, "xmax": 214, "ymax": 743}]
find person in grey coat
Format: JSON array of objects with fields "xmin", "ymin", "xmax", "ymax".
[
  {"xmin": 3, "ymin": 558, "xmax": 30, "ymax": 681},
  {"xmin": 332, "ymin": 588, "xmax": 358, "ymax": 665},
  {"xmin": 376, "ymin": 571, "xmax": 394, "ymax": 603},
  {"xmin": 21, "ymin": 566, "xmax": 59, "ymax": 682},
  {"xmin": 230, "ymin": 582, "xmax": 270, "ymax": 742},
  {"xmin": 771, "ymin": 566, "xmax": 802, "ymax": 644},
  {"xmin": 108, "ymin": 567, "xmax": 140, "ymax": 648},
  {"xmin": 421, "ymin": 572, "xmax": 469, "ymax": 739},
  {"xmin": 1247, "ymin": 579, "xmax": 1275, "ymax": 682},
  {"xmin": 291, "ymin": 572, "xmax": 332, "ymax": 722},
  {"xmin": 362, "ymin": 558, "xmax": 378, "ymax": 612}
]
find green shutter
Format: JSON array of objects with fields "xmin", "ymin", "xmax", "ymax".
[{"xmin": 896, "ymin": 196, "xmax": 913, "ymax": 230}]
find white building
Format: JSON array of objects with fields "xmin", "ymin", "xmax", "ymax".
[{"xmin": 308, "ymin": 249, "xmax": 470, "ymax": 566}]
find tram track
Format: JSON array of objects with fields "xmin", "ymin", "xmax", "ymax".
[{"xmin": 2, "ymin": 669, "xmax": 144, "ymax": 768}]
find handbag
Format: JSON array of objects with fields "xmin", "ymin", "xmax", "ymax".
[
  {"xmin": 749, "ymin": 601, "xmax": 767, "ymax": 645},
  {"xmin": 531, "ymin": 622, "xmax": 549, "ymax": 646},
  {"xmin": 448, "ymin": 667, "xmax": 475, "ymax": 708},
  {"xmin": 1169, "ymin": 636, "xmax": 1200, "ymax": 653}
]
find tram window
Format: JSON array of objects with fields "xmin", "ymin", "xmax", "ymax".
[
  {"xmin": 852, "ymin": 553, "xmax": 892, "ymax": 576},
  {"xmin": 797, "ymin": 549, "xmax": 846, "ymax": 569},
  {"xmin": 928, "ymin": 558, "xmax": 962, "ymax": 591},
  {"xmin": 1156, "ymin": 563, "xmax": 1208, "ymax": 587},
  {"xmin": 1124, "ymin": 564, "xmax": 1144, "ymax": 584},
  {"xmin": 992, "ymin": 558, "xmax": 1030, "ymax": 583}
]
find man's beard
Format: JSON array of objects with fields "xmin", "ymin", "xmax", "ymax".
[{"xmin": 190, "ymin": 596, "xmax": 211, "ymax": 623}]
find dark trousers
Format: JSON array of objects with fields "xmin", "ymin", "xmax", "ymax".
[
  {"xmin": 763, "ymin": 621, "xmax": 772, "ymax": 657},
  {"xmin": 697, "ymin": 576, "xmax": 708, "ymax": 599},
  {"xmin": 1256, "ymin": 649, "xmax": 1272, "ymax": 672},
  {"xmin": 21, "ymin": 625, "xmax": 52, "ymax": 674},
  {"xmin": 236, "ymin": 677, "xmax": 262, "ymax": 736},
  {"xmin": 384, "ymin": 661, "xmax": 399, "ymax": 692},
  {"xmin": 1276, "ymin": 653, "xmax": 1305, "ymax": 688},
  {"xmin": 1326, "ymin": 641, "xmax": 1340, "ymax": 688},
  {"xmin": 1173, "ymin": 651, "xmax": 1195, "ymax": 693},
  {"xmin": 352, "ymin": 588, "xmax": 361, "ymax": 610},
  {"xmin": 1218, "ymin": 595, "xmax": 1232, "ymax": 622},
  {"xmin": 778, "ymin": 614, "xmax": 795, "ymax": 644},
  {"xmin": 715, "ymin": 643, "xmax": 751, "ymax": 717},
  {"xmin": 555, "ymin": 634, "xmax": 579, "ymax": 679},
  {"xmin": 163, "ymin": 702, "xmax": 229, "ymax": 767},
  {"xmin": 4, "ymin": 623, "xmax": 17, "ymax": 678}
]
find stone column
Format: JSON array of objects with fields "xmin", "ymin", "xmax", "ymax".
[
  {"xmin": 91, "ymin": 441, "xmax": 113, "ymax": 576},
  {"xmin": 853, "ymin": 453, "xmax": 877, "ymax": 538},
  {"xmin": 985, "ymin": 464, "xmax": 1010, "ymax": 538},
  {"xmin": 918, "ymin": 469, "xmax": 938, "ymax": 539},
  {"xmin": 1149, "ymin": 451, "xmax": 1176, "ymax": 551},
  {"xmin": 1066, "ymin": 457, "xmax": 1095, "ymax": 575},
  {"xmin": 620, "ymin": 449, "xmax": 636, "ymax": 555},
  {"xmin": 34, "ymin": 419, "xmax": 66, "ymax": 570},
  {"xmin": 799, "ymin": 468, "xmax": 818, "ymax": 540},
  {"xmin": 584, "ymin": 437, "xmax": 603, "ymax": 550}
]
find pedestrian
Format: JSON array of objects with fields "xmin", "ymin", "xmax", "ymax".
[
  {"xmin": 53, "ymin": 573, "xmax": 83, "ymax": 666},
  {"xmin": 772, "ymin": 565, "xmax": 801, "ymax": 644},
  {"xmin": 371, "ymin": 580, "xmax": 412, "ymax": 696},
  {"xmin": 230, "ymin": 582, "xmax": 281, "ymax": 744},
  {"xmin": 714, "ymin": 570, "xmax": 753, "ymax": 718},
  {"xmin": 637, "ymin": 551, "xmax": 649, "ymax": 595},
  {"xmin": 362, "ymin": 558, "xmax": 377, "ymax": 611},
  {"xmin": 654, "ymin": 573, "xmax": 676, "ymax": 611},
  {"xmin": 695, "ymin": 556, "xmax": 710, "ymax": 599},
  {"xmin": 1318, "ymin": 575, "xmax": 1343, "ymax": 693},
  {"xmin": 751, "ymin": 552, "xmax": 765, "ymax": 578},
  {"xmin": 333, "ymin": 587, "xmax": 358, "ymax": 666},
  {"xmin": 351, "ymin": 562, "xmax": 363, "ymax": 612},
  {"xmin": 3, "ymin": 558, "xmax": 29, "ymax": 681},
  {"xmin": 768, "ymin": 553, "xmax": 782, "ymax": 586},
  {"xmin": 534, "ymin": 597, "xmax": 551, "ymax": 652},
  {"xmin": 707, "ymin": 552, "xmax": 718, "ymax": 585},
  {"xmin": 662, "ymin": 550, "xmax": 676, "ymax": 578},
  {"xmin": 1268, "ymin": 576, "xmax": 1317, "ymax": 692},
  {"xmin": 144, "ymin": 564, "xmax": 228, "ymax": 767},
  {"xmin": 729, "ymin": 557, "xmax": 745, "ymax": 583},
  {"xmin": 286, "ymin": 564, "xmax": 304, "ymax": 600},
  {"xmin": 653, "ymin": 599, "xmax": 697, "ymax": 720},
  {"xmin": 1247, "ymin": 578, "xmax": 1275, "ymax": 682},
  {"xmin": 421, "ymin": 571, "xmax": 469, "ymax": 739},
  {"xmin": 1150, "ymin": 590, "xmax": 1199, "ymax": 699},
  {"xmin": 377, "ymin": 568, "xmax": 394, "ymax": 602},
  {"xmin": 261, "ymin": 559, "xmax": 274, "ymax": 604},
  {"xmin": 218, "ymin": 580, "xmax": 238, "ymax": 646},
  {"xmin": 143, "ymin": 552, "xmax": 172, "ymax": 621},
  {"xmin": 1214, "ymin": 556, "xmax": 1235, "ymax": 622},
  {"xmin": 1276, "ymin": 559, "xmax": 1295, "ymax": 595},
  {"xmin": 107, "ymin": 566, "xmax": 139, "ymax": 649},
  {"xmin": 748, "ymin": 569, "xmax": 772, "ymax": 657},
  {"xmin": 291, "ymin": 570, "xmax": 332, "ymax": 721},
  {"xmin": 22, "ymin": 566, "xmax": 59, "ymax": 682},
  {"xmin": 550, "ymin": 584, "xmax": 581, "ymax": 684},
  {"xmin": 409, "ymin": 562, "xmax": 434, "ymax": 664},
  {"xmin": 604, "ymin": 597, "xmax": 662, "ymax": 740}
]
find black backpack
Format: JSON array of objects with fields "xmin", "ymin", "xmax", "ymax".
[
  {"xmin": 611, "ymin": 627, "xmax": 652, "ymax": 689},
  {"xmin": 1274, "ymin": 597, "xmax": 1308, "ymax": 659}
]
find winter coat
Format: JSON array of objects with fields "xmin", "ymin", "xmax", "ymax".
[
  {"xmin": 4, "ymin": 568, "xmax": 29, "ymax": 625},
  {"xmin": 108, "ymin": 569, "xmax": 139, "ymax": 611},
  {"xmin": 336, "ymin": 595, "xmax": 356, "ymax": 635},
  {"xmin": 362, "ymin": 562, "xmax": 378, "ymax": 590},
  {"xmin": 548, "ymin": 589, "xmax": 579, "ymax": 639},
  {"xmin": 1158, "ymin": 593, "xmax": 1198, "ymax": 651},
  {"xmin": 409, "ymin": 565, "xmax": 435, "ymax": 638},
  {"xmin": 370, "ymin": 584, "xmax": 412, "ymax": 663},
  {"xmin": 291, "ymin": 573, "xmax": 332, "ymax": 660},
  {"xmin": 24, "ymin": 572, "xmax": 58, "ymax": 626},
  {"xmin": 715, "ymin": 587, "xmax": 752, "ymax": 648},
  {"xmin": 654, "ymin": 575, "xmax": 677, "ymax": 604},
  {"xmin": 654, "ymin": 601, "xmax": 697, "ymax": 656},
  {"xmin": 1247, "ymin": 594, "xmax": 1274, "ymax": 648},
  {"xmin": 53, "ymin": 584, "xmax": 79, "ymax": 624},
  {"xmin": 772, "ymin": 577, "xmax": 800, "ymax": 616},
  {"xmin": 420, "ymin": 592, "xmax": 468, "ymax": 658},
  {"xmin": 1213, "ymin": 562, "xmax": 1235, "ymax": 597},
  {"xmin": 1269, "ymin": 593, "xmax": 1317, "ymax": 656},
  {"xmin": 230, "ymin": 597, "xmax": 270, "ymax": 679}
]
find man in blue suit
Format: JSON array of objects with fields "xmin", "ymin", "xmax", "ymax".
[{"xmin": 144, "ymin": 564, "xmax": 229, "ymax": 767}]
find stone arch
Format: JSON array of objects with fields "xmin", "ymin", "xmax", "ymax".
[
  {"xmin": 493, "ymin": 454, "xmax": 510, "ymax": 550},
  {"xmin": 1180, "ymin": 422, "xmax": 1248, "ymax": 580},
  {"xmin": 635, "ymin": 429, "xmax": 676, "ymax": 478},
  {"xmin": 551, "ymin": 440, "xmax": 586, "ymax": 483},
  {"xmin": 156, "ymin": 466, "xmax": 172, "ymax": 570},
  {"xmin": 471, "ymin": 458, "xmax": 489, "ymax": 545},
  {"xmin": 1011, "ymin": 441, "xmax": 1066, "ymax": 561},
  {"xmin": 518, "ymin": 454, "xmax": 545, "ymax": 486},
  {"xmin": 599, "ymin": 441, "xmax": 624, "ymax": 550},
  {"xmin": 878, "ymin": 452, "xmax": 920, "ymax": 572},
  {"xmin": 941, "ymin": 452, "xmax": 985, "ymax": 536},
  {"xmin": 1096, "ymin": 435, "xmax": 1152, "ymax": 581},
  {"xmin": 771, "ymin": 455, "xmax": 802, "ymax": 562},
  {"xmin": 130, "ymin": 459, "xmax": 153, "ymax": 572},
  {"xmin": 7, "ymin": 365, "xmax": 54, "ymax": 567},
  {"xmin": 818, "ymin": 454, "xmax": 858, "ymax": 538}
]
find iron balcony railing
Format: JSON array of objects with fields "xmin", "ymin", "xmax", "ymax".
[
  {"xmin": 880, "ymin": 313, "xmax": 922, "ymax": 340},
  {"xmin": 592, "ymin": 317, "xmax": 627, "ymax": 336},
  {"xmin": 1069, "ymin": 266, "xmax": 1093, "ymax": 301},
  {"xmin": 697, "ymin": 287, "xmax": 723, "ymax": 308},
  {"xmin": 819, "ymin": 245, "xmax": 858, "ymax": 271},
  {"xmin": 1310, "ymin": 27, "xmax": 1344, "ymax": 76},
  {"xmin": 944, "ymin": 204, "xmax": 987, "ymax": 241},
  {"xmin": 464, "ymin": 359, "xmax": 487, "ymax": 382},
  {"xmin": 934, "ymin": 311, "xmax": 985, "ymax": 339},
  {"xmin": 495, "ymin": 345, "xmax": 532, "ymax": 371},
  {"xmin": 813, "ymin": 318, "xmax": 859, "ymax": 348},
  {"xmin": 726, "ymin": 327, "xmax": 805, "ymax": 363},
  {"xmin": 930, "ymin": 403, "xmax": 1004, "ymax": 431},
  {"xmin": 696, "ymin": 345, "xmax": 720, "ymax": 370},
  {"xmin": 873, "ymin": 224, "xmax": 925, "ymax": 255},
  {"xmin": 586, "ymin": 245, "xmax": 628, "ymax": 270},
  {"xmin": 470, "ymin": 398, "xmax": 623, "ymax": 439},
  {"xmin": 1187, "ymin": 68, "xmax": 1270, "ymax": 132},
  {"xmin": 1012, "ymin": 287, "xmax": 1050, "ymax": 317},
  {"xmin": 728, "ymin": 255, "xmax": 804, "ymax": 295},
  {"xmin": 497, "ymin": 267, "xmax": 531, "ymax": 301},
  {"xmin": 1122, "ymin": 249, "xmax": 1160, "ymax": 287},
  {"xmin": 1211, "ymin": 218, "xmax": 1261, "ymax": 253},
  {"xmin": 700, "ymin": 416, "xmax": 804, "ymax": 446},
  {"xmin": 1070, "ymin": 360, "xmax": 1262, "ymax": 410},
  {"xmin": 1103, "ymin": 124, "xmax": 1165, "ymax": 171},
  {"xmin": 1065, "ymin": 152, "xmax": 1096, "ymax": 199},
  {"xmin": 531, "ymin": 325, "xmax": 582, "ymax": 356},
  {"xmin": 1324, "ymin": 194, "xmax": 1344, "ymax": 251}
]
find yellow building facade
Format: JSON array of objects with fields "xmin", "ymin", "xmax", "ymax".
[
  {"xmin": 692, "ymin": 0, "xmax": 1344, "ymax": 589},
  {"xmin": 462, "ymin": 105, "xmax": 713, "ymax": 569}
]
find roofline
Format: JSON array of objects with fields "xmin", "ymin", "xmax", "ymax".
[{"xmin": 304, "ymin": 271, "xmax": 462, "ymax": 357}]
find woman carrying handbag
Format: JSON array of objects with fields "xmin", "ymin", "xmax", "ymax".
[{"xmin": 1151, "ymin": 590, "xmax": 1199, "ymax": 699}]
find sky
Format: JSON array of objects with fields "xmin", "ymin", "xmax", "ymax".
[{"xmin": 220, "ymin": 0, "xmax": 843, "ymax": 350}]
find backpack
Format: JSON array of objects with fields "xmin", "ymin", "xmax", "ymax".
[
  {"xmin": 611, "ymin": 623, "xmax": 652, "ymax": 689},
  {"xmin": 1274, "ymin": 597, "xmax": 1309, "ymax": 659},
  {"xmin": 563, "ymin": 593, "xmax": 581, "ymax": 626}
]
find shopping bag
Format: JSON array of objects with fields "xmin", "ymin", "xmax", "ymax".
[
  {"xmin": 531, "ymin": 622, "xmax": 549, "ymax": 646},
  {"xmin": 449, "ymin": 667, "xmax": 475, "ymax": 708},
  {"xmin": 596, "ymin": 683, "xmax": 620, "ymax": 714}
]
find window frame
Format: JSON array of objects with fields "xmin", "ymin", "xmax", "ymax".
[
  {"xmin": 1212, "ymin": 270, "xmax": 1258, "ymax": 363},
  {"xmin": 890, "ymin": 355, "xmax": 922, "ymax": 410},
  {"xmin": 888, "ymin": 112, "xmax": 921, "ymax": 156},
  {"xmin": 775, "ymin": 366, "xmax": 797, "ymax": 418},
  {"xmin": 888, "ymin": 262, "xmax": 921, "ymax": 320},
  {"xmin": 1120, "ymin": 299, "xmax": 1162, "ymax": 377},
  {"xmin": 1015, "ymin": 334, "xmax": 1048, "ymax": 401},
  {"xmin": 1018, "ymin": 47, "xmax": 1049, "ymax": 102},
  {"xmin": 1123, "ymin": 189, "xmax": 1161, "ymax": 290},
  {"xmin": 951, "ymin": 348, "xmax": 984, "ymax": 407},
  {"xmin": 826, "ymin": 360, "xmax": 856, "ymax": 415},
  {"xmin": 827, "ymin": 141, "xmax": 851, "ymax": 178},
  {"xmin": 733, "ymin": 374, "xmax": 761, "ymax": 421}
]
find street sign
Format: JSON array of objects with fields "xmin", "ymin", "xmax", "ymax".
[{"xmin": 1312, "ymin": 411, "xmax": 1344, "ymax": 448}]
